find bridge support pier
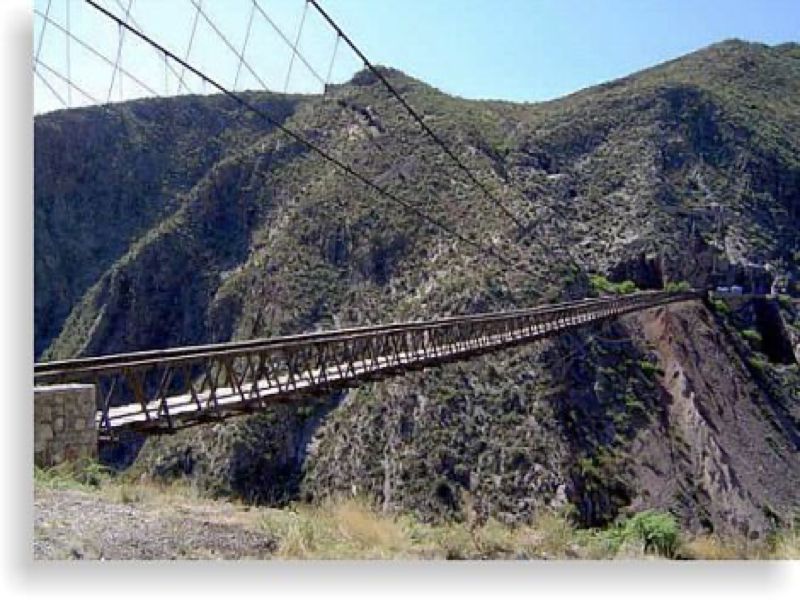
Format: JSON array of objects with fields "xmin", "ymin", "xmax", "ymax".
[{"xmin": 34, "ymin": 384, "xmax": 97, "ymax": 467}]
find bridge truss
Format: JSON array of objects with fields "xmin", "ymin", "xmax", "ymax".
[{"xmin": 34, "ymin": 291, "xmax": 700, "ymax": 438}]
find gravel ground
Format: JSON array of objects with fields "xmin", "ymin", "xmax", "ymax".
[{"xmin": 34, "ymin": 487, "xmax": 277, "ymax": 559}]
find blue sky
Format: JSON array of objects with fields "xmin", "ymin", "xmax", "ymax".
[{"xmin": 33, "ymin": 0, "xmax": 800, "ymax": 113}]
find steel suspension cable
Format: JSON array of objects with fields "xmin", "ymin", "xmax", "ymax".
[
  {"xmin": 324, "ymin": 32, "xmax": 340, "ymax": 89},
  {"xmin": 194, "ymin": 0, "xmax": 384, "ymax": 161},
  {"xmin": 164, "ymin": 51, "xmax": 168, "ymax": 94},
  {"xmin": 234, "ymin": 0, "xmax": 257, "ymax": 90},
  {"xmin": 82, "ymin": 0, "xmax": 533, "ymax": 278},
  {"xmin": 242, "ymin": 1, "xmax": 384, "ymax": 161},
  {"xmin": 248, "ymin": 0, "xmax": 390, "ymax": 163},
  {"xmin": 177, "ymin": 0, "xmax": 202, "ymax": 94},
  {"xmin": 307, "ymin": 0, "xmax": 525, "ymax": 230},
  {"xmin": 111, "ymin": 0, "xmax": 187, "ymax": 91},
  {"xmin": 34, "ymin": 0, "xmax": 53, "ymax": 65},
  {"xmin": 35, "ymin": 57, "xmax": 103, "ymax": 106},
  {"xmin": 107, "ymin": 0, "xmax": 134, "ymax": 103},
  {"xmin": 34, "ymin": 66, "xmax": 68, "ymax": 109},
  {"xmin": 34, "ymin": 9, "xmax": 161, "ymax": 99},
  {"xmin": 188, "ymin": 0, "xmax": 270, "ymax": 91},
  {"xmin": 252, "ymin": 0, "xmax": 325, "ymax": 88},
  {"xmin": 66, "ymin": 0, "xmax": 71, "ymax": 106},
  {"xmin": 283, "ymin": 0, "xmax": 309, "ymax": 93},
  {"xmin": 33, "ymin": 0, "xmax": 55, "ymax": 106}
]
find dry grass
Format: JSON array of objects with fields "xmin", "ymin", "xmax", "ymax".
[
  {"xmin": 33, "ymin": 462, "xmax": 800, "ymax": 560},
  {"xmin": 679, "ymin": 528, "xmax": 800, "ymax": 560},
  {"xmin": 106, "ymin": 477, "xmax": 205, "ymax": 506},
  {"xmin": 680, "ymin": 536, "xmax": 755, "ymax": 559},
  {"xmin": 771, "ymin": 528, "xmax": 800, "ymax": 559},
  {"xmin": 330, "ymin": 500, "xmax": 411, "ymax": 554},
  {"xmin": 259, "ymin": 498, "xmax": 418, "ymax": 559}
]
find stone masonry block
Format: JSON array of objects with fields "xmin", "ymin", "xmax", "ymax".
[
  {"xmin": 35, "ymin": 405, "xmax": 52, "ymax": 423},
  {"xmin": 51, "ymin": 447, "xmax": 65, "ymax": 465},
  {"xmin": 34, "ymin": 385, "xmax": 97, "ymax": 467},
  {"xmin": 38, "ymin": 424, "xmax": 54, "ymax": 441}
]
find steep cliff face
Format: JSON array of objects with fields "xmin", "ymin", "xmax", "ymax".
[
  {"xmin": 35, "ymin": 40, "xmax": 800, "ymax": 534},
  {"xmin": 629, "ymin": 303, "xmax": 799, "ymax": 535}
]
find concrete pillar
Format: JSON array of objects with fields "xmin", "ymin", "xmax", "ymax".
[{"xmin": 34, "ymin": 384, "xmax": 97, "ymax": 467}]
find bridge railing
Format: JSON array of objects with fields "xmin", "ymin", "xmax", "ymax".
[{"xmin": 34, "ymin": 290, "xmax": 700, "ymax": 436}]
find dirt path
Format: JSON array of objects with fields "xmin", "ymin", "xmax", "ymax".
[{"xmin": 34, "ymin": 486, "xmax": 277, "ymax": 559}]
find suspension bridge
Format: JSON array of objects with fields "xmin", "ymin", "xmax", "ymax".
[
  {"xmin": 35, "ymin": 291, "xmax": 701, "ymax": 437},
  {"xmin": 34, "ymin": 1, "xmax": 707, "ymax": 439}
]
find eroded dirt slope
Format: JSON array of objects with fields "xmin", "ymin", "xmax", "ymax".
[{"xmin": 626, "ymin": 303, "xmax": 800, "ymax": 536}]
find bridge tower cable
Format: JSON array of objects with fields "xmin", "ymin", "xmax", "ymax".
[
  {"xmin": 33, "ymin": 0, "xmax": 61, "ymax": 108},
  {"xmin": 34, "ymin": 58, "xmax": 102, "ymax": 107},
  {"xmin": 244, "ymin": 0, "xmax": 535, "ymax": 279},
  {"xmin": 33, "ymin": 0, "xmax": 56, "ymax": 107},
  {"xmin": 110, "ymin": 0, "xmax": 188, "ymax": 92},
  {"xmin": 33, "ymin": 8, "xmax": 162, "ymax": 105},
  {"xmin": 177, "ymin": 0, "xmax": 203, "ymax": 94},
  {"xmin": 82, "ymin": 0, "xmax": 534, "ymax": 279},
  {"xmin": 188, "ymin": 0, "xmax": 271, "ymax": 91},
  {"xmin": 34, "ymin": 0, "xmax": 52, "ymax": 67},
  {"xmin": 284, "ymin": 0, "xmax": 310, "ymax": 93},
  {"xmin": 34, "ymin": 66, "xmax": 68, "ymax": 109},
  {"xmin": 307, "ymin": 0, "xmax": 526, "ymax": 231},
  {"xmin": 241, "ymin": 0, "xmax": 533, "ymax": 283},
  {"xmin": 324, "ymin": 32, "xmax": 340, "ymax": 89},
  {"xmin": 251, "ymin": 0, "xmax": 326, "ymax": 87},
  {"xmin": 34, "ymin": 8, "xmax": 162, "ymax": 100},
  {"xmin": 234, "ymin": 1, "xmax": 257, "ymax": 90},
  {"xmin": 107, "ymin": 0, "xmax": 134, "ymax": 104},
  {"xmin": 66, "ymin": 0, "xmax": 71, "ymax": 106}
]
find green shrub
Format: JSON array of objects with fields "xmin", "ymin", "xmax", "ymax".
[
  {"xmin": 741, "ymin": 328, "xmax": 763, "ymax": 348},
  {"xmin": 664, "ymin": 281, "xmax": 691, "ymax": 293},
  {"xmin": 590, "ymin": 275, "xmax": 614, "ymax": 294},
  {"xmin": 711, "ymin": 298, "xmax": 730, "ymax": 315},
  {"xmin": 627, "ymin": 511, "xmax": 680, "ymax": 557},
  {"xmin": 638, "ymin": 360, "xmax": 662, "ymax": 378},
  {"xmin": 589, "ymin": 275, "xmax": 639, "ymax": 296},
  {"xmin": 748, "ymin": 355, "xmax": 769, "ymax": 372},
  {"xmin": 623, "ymin": 394, "xmax": 647, "ymax": 414},
  {"xmin": 604, "ymin": 510, "xmax": 680, "ymax": 557},
  {"xmin": 34, "ymin": 458, "xmax": 112, "ymax": 490},
  {"xmin": 777, "ymin": 294, "xmax": 793, "ymax": 310}
]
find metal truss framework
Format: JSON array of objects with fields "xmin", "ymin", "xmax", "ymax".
[{"xmin": 34, "ymin": 290, "xmax": 701, "ymax": 439}]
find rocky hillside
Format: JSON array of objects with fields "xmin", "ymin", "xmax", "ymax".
[
  {"xmin": 34, "ymin": 92, "xmax": 299, "ymax": 357},
  {"xmin": 35, "ymin": 40, "xmax": 800, "ymax": 536}
]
